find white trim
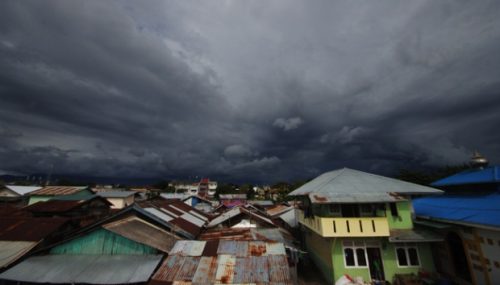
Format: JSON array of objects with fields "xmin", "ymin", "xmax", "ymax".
[
  {"xmin": 342, "ymin": 241, "xmax": 369, "ymax": 268},
  {"xmin": 394, "ymin": 243, "xmax": 421, "ymax": 268}
]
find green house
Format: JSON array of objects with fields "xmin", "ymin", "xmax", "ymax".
[
  {"xmin": 288, "ymin": 168, "xmax": 443, "ymax": 284},
  {"xmin": 0, "ymin": 206, "xmax": 180, "ymax": 284}
]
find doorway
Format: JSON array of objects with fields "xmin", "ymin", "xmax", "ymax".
[
  {"xmin": 447, "ymin": 232, "xmax": 472, "ymax": 282},
  {"xmin": 367, "ymin": 247, "xmax": 385, "ymax": 281}
]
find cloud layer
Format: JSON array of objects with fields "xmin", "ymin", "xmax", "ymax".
[{"xmin": 1, "ymin": 0, "xmax": 499, "ymax": 183}]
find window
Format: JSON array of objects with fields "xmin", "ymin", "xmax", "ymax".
[
  {"xmin": 341, "ymin": 204, "xmax": 360, "ymax": 217},
  {"xmin": 395, "ymin": 243, "xmax": 420, "ymax": 267},
  {"xmin": 329, "ymin": 204, "xmax": 341, "ymax": 215},
  {"xmin": 343, "ymin": 241, "xmax": 368, "ymax": 268},
  {"xmin": 390, "ymin": 203, "xmax": 399, "ymax": 217}
]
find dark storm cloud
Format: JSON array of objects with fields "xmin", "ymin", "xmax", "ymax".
[{"xmin": 1, "ymin": 0, "xmax": 500, "ymax": 183}]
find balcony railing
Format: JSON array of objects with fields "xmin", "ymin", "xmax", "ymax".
[{"xmin": 298, "ymin": 210, "xmax": 390, "ymax": 237}]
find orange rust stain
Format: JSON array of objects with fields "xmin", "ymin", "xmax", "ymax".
[
  {"xmin": 249, "ymin": 244, "xmax": 267, "ymax": 256},
  {"xmin": 313, "ymin": 195, "xmax": 327, "ymax": 202}
]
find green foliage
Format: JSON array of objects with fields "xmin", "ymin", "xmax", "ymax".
[
  {"xmin": 214, "ymin": 183, "xmax": 240, "ymax": 199},
  {"xmin": 153, "ymin": 180, "xmax": 170, "ymax": 190}
]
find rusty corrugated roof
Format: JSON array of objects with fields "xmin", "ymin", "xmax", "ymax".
[
  {"xmin": 24, "ymin": 200, "xmax": 83, "ymax": 212},
  {"xmin": 23, "ymin": 196, "xmax": 110, "ymax": 213},
  {"xmin": 137, "ymin": 201, "xmax": 208, "ymax": 238},
  {"xmin": 0, "ymin": 217, "xmax": 69, "ymax": 241},
  {"xmin": 150, "ymin": 240, "xmax": 292, "ymax": 285},
  {"xmin": 266, "ymin": 204, "xmax": 294, "ymax": 217},
  {"xmin": 29, "ymin": 186, "xmax": 88, "ymax": 196}
]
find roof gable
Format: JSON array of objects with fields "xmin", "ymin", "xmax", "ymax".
[{"xmin": 288, "ymin": 168, "xmax": 442, "ymax": 203}]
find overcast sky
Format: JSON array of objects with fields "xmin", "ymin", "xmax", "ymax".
[{"xmin": 1, "ymin": 1, "xmax": 499, "ymax": 183}]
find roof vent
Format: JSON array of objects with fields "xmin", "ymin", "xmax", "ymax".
[{"xmin": 470, "ymin": 150, "xmax": 489, "ymax": 168}]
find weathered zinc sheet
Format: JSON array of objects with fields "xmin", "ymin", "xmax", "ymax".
[
  {"xmin": 144, "ymin": 207, "xmax": 174, "ymax": 222},
  {"xmin": 217, "ymin": 240, "xmax": 248, "ymax": 257},
  {"xmin": 0, "ymin": 241, "xmax": 38, "ymax": 268},
  {"xmin": 150, "ymin": 240, "xmax": 293, "ymax": 285},
  {"xmin": 0, "ymin": 255, "xmax": 163, "ymax": 284},
  {"xmin": 103, "ymin": 216, "xmax": 179, "ymax": 253},
  {"xmin": 170, "ymin": 240, "xmax": 207, "ymax": 256},
  {"xmin": 288, "ymin": 168, "xmax": 442, "ymax": 202},
  {"xmin": 191, "ymin": 256, "xmax": 218, "ymax": 284}
]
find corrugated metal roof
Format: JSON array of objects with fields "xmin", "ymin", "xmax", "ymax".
[
  {"xmin": 4, "ymin": 185, "xmax": 42, "ymax": 195},
  {"xmin": 103, "ymin": 216, "xmax": 179, "ymax": 253},
  {"xmin": 98, "ymin": 190, "xmax": 136, "ymax": 198},
  {"xmin": 217, "ymin": 240, "xmax": 248, "ymax": 257},
  {"xmin": 207, "ymin": 206, "xmax": 275, "ymax": 228},
  {"xmin": 170, "ymin": 240, "xmax": 207, "ymax": 256},
  {"xmin": 187, "ymin": 210, "xmax": 209, "ymax": 221},
  {"xmin": 288, "ymin": 168, "xmax": 442, "ymax": 203},
  {"xmin": 145, "ymin": 207, "xmax": 175, "ymax": 222},
  {"xmin": 160, "ymin": 207, "xmax": 179, "ymax": 217},
  {"xmin": 180, "ymin": 213, "xmax": 205, "ymax": 227},
  {"xmin": 192, "ymin": 256, "xmax": 218, "ymax": 284},
  {"xmin": 150, "ymin": 240, "xmax": 292, "ymax": 284},
  {"xmin": 266, "ymin": 204, "xmax": 294, "ymax": 217},
  {"xmin": 0, "ymin": 241, "xmax": 38, "ymax": 268},
  {"xmin": 413, "ymin": 192, "xmax": 500, "ymax": 227},
  {"xmin": 0, "ymin": 217, "xmax": 69, "ymax": 241},
  {"xmin": 266, "ymin": 242, "xmax": 286, "ymax": 255},
  {"xmin": 29, "ymin": 186, "xmax": 88, "ymax": 196},
  {"xmin": 24, "ymin": 196, "xmax": 110, "ymax": 213},
  {"xmin": 431, "ymin": 165, "xmax": 500, "ymax": 186},
  {"xmin": 214, "ymin": 254, "xmax": 236, "ymax": 284},
  {"xmin": 389, "ymin": 228, "xmax": 443, "ymax": 243},
  {"xmin": 0, "ymin": 255, "xmax": 163, "ymax": 284}
]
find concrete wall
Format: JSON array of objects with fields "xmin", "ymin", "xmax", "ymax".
[
  {"xmin": 304, "ymin": 228, "xmax": 334, "ymax": 284},
  {"xmin": 385, "ymin": 201, "xmax": 413, "ymax": 230},
  {"xmin": 477, "ymin": 229, "xmax": 500, "ymax": 284},
  {"xmin": 106, "ymin": 196, "xmax": 134, "ymax": 209}
]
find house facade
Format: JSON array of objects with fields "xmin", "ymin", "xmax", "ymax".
[
  {"xmin": 288, "ymin": 168, "xmax": 443, "ymax": 284},
  {"xmin": 413, "ymin": 154, "xmax": 500, "ymax": 285}
]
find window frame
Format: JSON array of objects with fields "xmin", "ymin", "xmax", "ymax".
[
  {"xmin": 394, "ymin": 243, "xmax": 421, "ymax": 268},
  {"xmin": 342, "ymin": 241, "xmax": 369, "ymax": 268}
]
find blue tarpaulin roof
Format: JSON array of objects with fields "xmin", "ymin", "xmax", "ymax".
[
  {"xmin": 431, "ymin": 166, "xmax": 500, "ymax": 186},
  {"xmin": 413, "ymin": 192, "xmax": 500, "ymax": 228}
]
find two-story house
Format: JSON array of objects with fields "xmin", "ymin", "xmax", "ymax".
[{"xmin": 288, "ymin": 168, "xmax": 442, "ymax": 284}]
